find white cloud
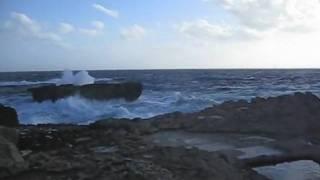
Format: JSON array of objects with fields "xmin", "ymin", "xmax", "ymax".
[
  {"xmin": 79, "ymin": 21, "xmax": 105, "ymax": 36},
  {"xmin": 79, "ymin": 29, "xmax": 99, "ymax": 36},
  {"xmin": 177, "ymin": 19, "xmax": 232, "ymax": 40},
  {"xmin": 92, "ymin": 21, "xmax": 104, "ymax": 30},
  {"xmin": 213, "ymin": 0, "xmax": 320, "ymax": 32},
  {"xmin": 9, "ymin": 12, "xmax": 41, "ymax": 34},
  {"xmin": 93, "ymin": 3, "xmax": 119, "ymax": 18},
  {"xmin": 120, "ymin": 25, "xmax": 146, "ymax": 40},
  {"xmin": 59, "ymin": 23, "xmax": 74, "ymax": 34},
  {"xmin": 6, "ymin": 12, "xmax": 67, "ymax": 47}
]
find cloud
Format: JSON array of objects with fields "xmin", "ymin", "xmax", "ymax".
[
  {"xmin": 212, "ymin": 0, "xmax": 320, "ymax": 32},
  {"xmin": 92, "ymin": 21, "xmax": 104, "ymax": 30},
  {"xmin": 5, "ymin": 12, "xmax": 68, "ymax": 47},
  {"xmin": 9, "ymin": 12, "xmax": 41, "ymax": 34},
  {"xmin": 177, "ymin": 19, "xmax": 232, "ymax": 40},
  {"xmin": 93, "ymin": 3, "xmax": 119, "ymax": 18},
  {"xmin": 59, "ymin": 23, "xmax": 74, "ymax": 34},
  {"xmin": 79, "ymin": 21, "xmax": 105, "ymax": 36},
  {"xmin": 120, "ymin": 25, "xmax": 146, "ymax": 40}
]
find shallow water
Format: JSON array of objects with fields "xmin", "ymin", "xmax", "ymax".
[
  {"xmin": 147, "ymin": 131, "xmax": 281, "ymax": 159},
  {"xmin": 254, "ymin": 160, "xmax": 320, "ymax": 180},
  {"xmin": 237, "ymin": 146, "xmax": 282, "ymax": 159}
]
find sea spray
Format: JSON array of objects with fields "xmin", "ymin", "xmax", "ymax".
[
  {"xmin": 0, "ymin": 70, "xmax": 97, "ymax": 87},
  {"xmin": 58, "ymin": 70, "xmax": 74, "ymax": 85},
  {"xmin": 57, "ymin": 70, "xmax": 95, "ymax": 86},
  {"xmin": 73, "ymin": 71, "xmax": 95, "ymax": 86}
]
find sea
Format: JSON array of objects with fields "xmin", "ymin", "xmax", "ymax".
[{"xmin": 0, "ymin": 69, "xmax": 319, "ymax": 125}]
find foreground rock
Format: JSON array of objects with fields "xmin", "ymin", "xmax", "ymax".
[
  {"xmin": 28, "ymin": 82, "xmax": 143, "ymax": 102},
  {"xmin": 0, "ymin": 104, "xmax": 19, "ymax": 127},
  {"xmin": 4, "ymin": 92, "xmax": 320, "ymax": 179},
  {"xmin": 0, "ymin": 126, "xmax": 27, "ymax": 178},
  {"xmin": 91, "ymin": 92, "xmax": 320, "ymax": 139},
  {"xmin": 14, "ymin": 125, "xmax": 266, "ymax": 180}
]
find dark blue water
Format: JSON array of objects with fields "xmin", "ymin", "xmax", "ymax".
[{"xmin": 0, "ymin": 69, "xmax": 319, "ymax": 124}]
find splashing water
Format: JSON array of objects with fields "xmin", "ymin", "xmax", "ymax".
[{"xmin": 57, "ymin": 70, "xmax": 95, "ymax": 86}]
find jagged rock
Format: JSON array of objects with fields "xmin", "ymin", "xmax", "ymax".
[
  {"xmin": 0, "ymin": 104, "xmax": 19, "ymax": 127},
  {"xmin": 28, "ymin": 82, "xmax": 143, "ymax": 102}
]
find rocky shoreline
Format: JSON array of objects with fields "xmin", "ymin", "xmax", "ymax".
[{"xmin": 1, "ymin": 92, "xmax": 320, "ymax": 179}]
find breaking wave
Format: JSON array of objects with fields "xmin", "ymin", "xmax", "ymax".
[
  {"xmin": 0, "ymin": 70, "xmax": 112, "ymax": 87},
  {"xmin": 57, "ymin": 70, "xmax": 95, "ymax": 86}
]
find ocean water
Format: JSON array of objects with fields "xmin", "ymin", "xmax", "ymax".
[{"xmin": 0, "ymin": 69, "xmax": 320, "ymax": 124}]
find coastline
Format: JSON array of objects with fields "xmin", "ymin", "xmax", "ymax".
[{"xmin": 2, "ymin": 92, "xmax": 320, "ymax": 179}]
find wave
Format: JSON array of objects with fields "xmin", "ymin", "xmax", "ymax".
[
  {"xmin": 0, "ymin": 90, "xmax": 214, "ymax": 125},
  {"xmin": 95, "ymin": 78, "xmax": 113, "ymax": 82},
  {"xmin": 57, "ymin": 70, "xmax": 95, "ymax": 86},
  {"xmin": 0, "ymin": 79, "xmax": 60, "ymax": 87},
  {"xmin": 0, "ymin": 78, "xmax": 113, "ymax": 87},
  {"xmin": 12, "ymin": 95, "xmax": 141, "ymax": 124}
]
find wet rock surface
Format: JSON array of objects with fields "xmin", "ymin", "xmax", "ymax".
[
  {"xmin": 28, "ymin": 82, "xmax": 143, "ymax": 102},
  {"xmin": 3, "ymin": 92, "xmax": 320, "ymax": 179}
]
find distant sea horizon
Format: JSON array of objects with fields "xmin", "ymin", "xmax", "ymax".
[{"xmin": 1, "ymin": 67, "xmax": 320, "ymax": 73}]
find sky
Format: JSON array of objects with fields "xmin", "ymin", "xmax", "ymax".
[{"xmin": 1, "ymin": 0, "xmax": 320, "ymax": 71}]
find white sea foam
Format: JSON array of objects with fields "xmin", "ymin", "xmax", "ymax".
[
  {"xmin": 13, "ymin": 95, "xmax": 148, "ymax": 124},
  {"xmin": 0, "ymin": 86, "xmax": 213, "ymax": 125},
  {"xmin": 8, "ymin": 91, "xmax": 201, "ymax": 124},
  {"xmin": 95, "ymin": 77, "xmax": 113, "ymax": 82},
  {"xmin": 0, "ymin": 88, "xmax": 214, "ymax": 124},
  {"xmin": 0, "ymin": 79, "xmax": 60, "ymax": 86}
]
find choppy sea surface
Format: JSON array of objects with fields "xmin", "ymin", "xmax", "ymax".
[{"xmin": 0, "ymin": 69, "xmax": 319, "ymax": 124}]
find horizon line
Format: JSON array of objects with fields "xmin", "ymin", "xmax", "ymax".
[{"xmin": 1, "ymin": 67, "xmax": 320, "ymax": 73}]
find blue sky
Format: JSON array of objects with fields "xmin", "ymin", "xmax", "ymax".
[{"xmin": 1, "ymin": 0, "xmax": 320, "ymax": 71}]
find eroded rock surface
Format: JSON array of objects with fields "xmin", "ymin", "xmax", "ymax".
[{"xmin": 13, "ymin": 125, "xmax": 266, "ymax": 180}]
